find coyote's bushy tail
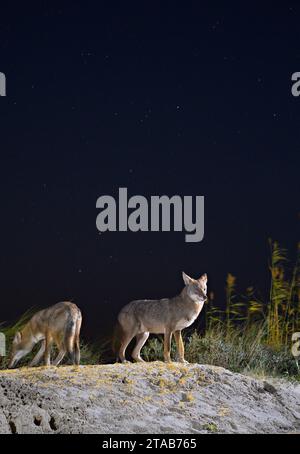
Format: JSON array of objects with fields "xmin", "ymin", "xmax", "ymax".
[
  {"xmin": 64, "ymin": 309, "xmax": 81, "ymax": 361},
  {"xmin": 64, "ymin": 319, "xmax": 76, "ymax": 355}
]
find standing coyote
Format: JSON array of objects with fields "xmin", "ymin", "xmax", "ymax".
[
  {"xmin": 113, "ymin": 272, "xmax": 207, "ymax": 363},
  {"xmin": 9, "ymin": 302, "xmax": 82, "ymax": 368}
]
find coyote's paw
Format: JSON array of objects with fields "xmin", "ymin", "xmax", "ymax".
[
  {"xmin": 177, "ymin": 358, "xmax": 189, "ymax": 364},
  {"xmin": 132, "ymin": 357, "xmax": 145, "ymax": 363}
]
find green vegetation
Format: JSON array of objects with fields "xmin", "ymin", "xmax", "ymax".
[
  {"xmin": 203, "ymin": 422, "xmax": 218, "ymax": 433},
  {"xmin": 142, "ymin": 324, "xmax": 298, "ymax": 378},
  {"xmin": 143, "ymin": 240, "xmax": 300, "ymax": 379}
]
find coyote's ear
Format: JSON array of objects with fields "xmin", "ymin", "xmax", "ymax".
[
  {"xmin": 14, "ymin": 332, "xmax": 22, "ymax": 344},
  {"xmin": 199, "ymin": 273, "xmax": 208, "ymax": 282},
  {"xmin": 182, "ymin": 271, "xmax": 194, "ymax": 286}
]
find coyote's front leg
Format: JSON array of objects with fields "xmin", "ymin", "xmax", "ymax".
[
  {"xmin": 29, "ymin": 340, "xmax": 46, "ymax": 367},
  {"xmin": 164, "ymin": 330, "xmax": 172, "ymax": 362},
  {"xmin": 174, "ymin": 330, "xmax": 188, "ymax": 363},
  {"xmin": 44, "ymin": 334, "xmax": 52, "ymax": 366}
]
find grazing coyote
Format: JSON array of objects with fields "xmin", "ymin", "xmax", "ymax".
[
  {"xmin": 9, "ymin": 302, "xmax": 82, "ymax": 368},
  {"xmin": 113, "ymin": 272, "xmax": 207, "ymax": 363}
]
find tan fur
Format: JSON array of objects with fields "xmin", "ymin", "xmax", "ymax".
[
  {"xmin": 113, "ymin": 272, "xmax": 207, "ymax": 363},
  {"xmin": 9, "ymin": 302, "xmax": 82, "ymax": 368}
]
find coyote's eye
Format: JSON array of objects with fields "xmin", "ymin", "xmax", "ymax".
[{"xmin": 198, "ymin": 283, "xmax": 207, "ymax": 295}]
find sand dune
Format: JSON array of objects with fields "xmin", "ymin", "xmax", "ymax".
[{"xmin": 0, "ymin": 362, "xmax": 299, "ymax": 434}]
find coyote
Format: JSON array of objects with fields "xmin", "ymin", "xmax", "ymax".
[
  {"xmin": 113, "ymin": 272, "xmax": 207, "ymax": 363},
  {"xmin": 9, "ymin": 302, "xmax": 82, "ymax": 368}
]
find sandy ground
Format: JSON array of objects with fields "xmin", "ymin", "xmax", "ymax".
[{"xmin": 0, "ymin": 362, "xmax": 299, "ymax": 434}]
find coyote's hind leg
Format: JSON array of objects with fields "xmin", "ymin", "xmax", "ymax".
[
  {"xmin": 132, "ymin": 332, "xmax": 149, "ymax": 362},
  {"xmin": 163, "ymin": 329, "xmax": 173, "ymax": 363},
  {"xmin": 52, "ymin": 338, "xmax": 67, "ymax": 367},
  {"xmin": 119, "ymin": 331, "xmax": 135, "ymax": 363}
]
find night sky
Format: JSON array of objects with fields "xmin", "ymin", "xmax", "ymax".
[{"xmin": 0, "ymin": 3, "xmax": 299, "ymax": 341}]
